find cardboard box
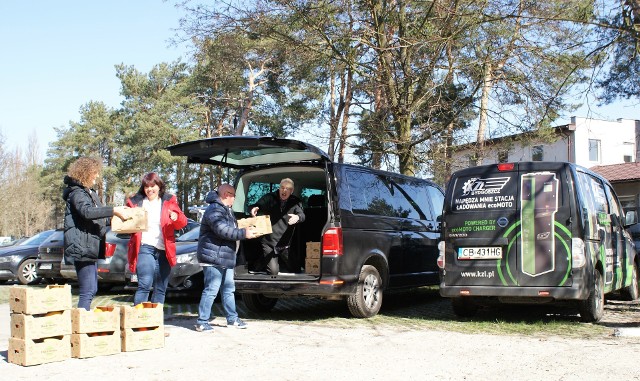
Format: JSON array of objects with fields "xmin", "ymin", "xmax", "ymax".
[
  {"xmin": 9, "ymin": 284, "xmax": 72, "ymax": 314},
  {"xmin": 11, "ymin": 310, "xmax": 72, "ymax": 340},
  {"xmin": 111, "ymin": 208, "xmax": 148, "ymax": 233},
  {"xmin": 8, "ymin": 335, "xmax": 71, "ymax": 366},
  {"xmin": 72, "ymin": 306, "xmax": 120, "ymax": 333},
  {"xmin": 306, "ymin": 242, "xmax": 321, "ymax": 259},
  {"xmin": 305, "ymin": 258, "xmax": 320, "ymax": 275},
  {"xmin": 121, "ymin": 326, "xmax": 165, "ymax": 352},
  {"xmin": 237, "ymin": 215, "xmax": 273, "ymax": 237},
  {"xmin": 120, "ymin": 302, "xmax": 164, "ymax": 329},
  {"xmin": 71, "ymin": 331, "xmax": 121, "ymax": 358}
]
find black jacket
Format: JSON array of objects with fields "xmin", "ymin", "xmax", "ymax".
[
  {"xmin": 250, "ymin": 191, "xmax": 305, "ymax": 254},
  {"xmin": 62, "ymin": 176, "xmax": 114, "ymax": 264}
]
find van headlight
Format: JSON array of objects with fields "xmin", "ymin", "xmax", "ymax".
[{"xmin": 571, "ymin": 238, "xmax": 586, "ymax": 268}]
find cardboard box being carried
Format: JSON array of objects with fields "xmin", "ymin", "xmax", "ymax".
[
  {"xmin": 121, "ymin": 326, "xmax": 164, "ymax": 352},
  {"xmin": 11, "ymin": 310, "xmax": 72, "ymax": 340},
  {"xmin": 72, "ymin": 306, "xmax": 120, "ymax": 334},
  {"xmin": 8, "ymin": 335, "xmax": 71, "ymax": 366},
  {"xmin": 237, "ymin": 215, "xmax": 272, "ymax": 237},
  {"xmin": 120, "ymin": 302, "xmax": 164, "ymax": 329},
  {"xmin": 306, "ymin": 242, "xmax": 321, "ymax": 259},
  {"xmin": 9, "ymin": 284, "xmax": 72, "ymax": 314},
  {"xmin": 111, "ymin": 208, "xmax": 148, "ymax": 233},
  {"xmin": 71, "ymin": 331, "xmax": 121, "ymax": 358}
]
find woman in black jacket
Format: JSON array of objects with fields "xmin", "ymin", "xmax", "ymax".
[{"xmin": 63, "ymin": 157, "xmax": 129, "ymax": 310}]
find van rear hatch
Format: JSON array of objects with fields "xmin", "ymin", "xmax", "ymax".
[
  {"xmin": 443, "ymin": 162, "xmax": 573, "ymax": 288},
  {"xmin": 167, "ymin": 136, "xmax": 330, "ymax": 168}
]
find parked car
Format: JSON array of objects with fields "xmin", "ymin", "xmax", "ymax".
[
  {"xmin": 0, "ymin": 229, "xmax": 56, "ymax": 285},
  {"xmin": 126, "ymin": 225, "xmax": 203, "ymax": 292},
  {"xmin": 438, "ymin": 161, "xmax": 639, "ymax": 322},
  {"xmin": 54, "ymin": 219, "xmax": 201, "ymax": 289},
  {"xmin": 167, "ymin": 136, "xmax": 445, "ymax": 318},
  {"xmin": 36, "ymin": 229, "xmax": 66, "ymax": 284}
]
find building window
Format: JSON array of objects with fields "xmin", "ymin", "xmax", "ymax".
[
  {"xmin": 498, "ymin": 150, "xmax": 509, "ymax": 163},
  {"xmin": 532, "ymin": 145, "xmax": 544, "ymax": 161},
  {"xmin": 624, "ymin": 155, "xmax": 632, "ymax": 163},
  {"xmin": 588, "ymin": 139, "xmax": 600, "ymax": 162},
  {"xmin": 468, "ymin": 154, "xmax": 478, "ymax": 167}
]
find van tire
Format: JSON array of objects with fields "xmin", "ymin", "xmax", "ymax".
[
  {"xmin": 578, "ymin": 270, "xmax": 604, "ymax": 322},
  {"xmin": 621, "ymin": 261, "xmax": 639, "ymax": 301},
  {"xmin": 347, "ymin": 265, "xmax": 383, "ymax": 318},
  {"xmin": 451, "ymin": 297, "xmax": 478, "ymax": 318},
  {"xmin": 241, "ymin": 293, "xmax": 278, "ymax": 312}
]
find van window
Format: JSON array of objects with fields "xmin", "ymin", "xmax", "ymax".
[
  {"xmin": 246, "ymin": 182, "xmax": 277, "ymax": 206},
  {"xmin": 346, "ymin": 170, "xmax": 415, "ymax": 218},
  {"xmin": 575, "ymin": 171, "xmax": 609, "ymax": 239},
  {"xmin": 426, "ymin": 185, "xmax": 445, "ymax": 221},
  {"xmin": 394, "ymin": 177, "xmax": 436, "ymax": 220}
]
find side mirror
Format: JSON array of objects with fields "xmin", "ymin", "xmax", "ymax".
[{"xmin": 625, "ymin": 210, "xmax": 638, "ymax": 227}]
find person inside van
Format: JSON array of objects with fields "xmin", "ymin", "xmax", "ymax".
[{"xmin": 250, "ymin": 178, "xmax": 306, "ymax": 275}]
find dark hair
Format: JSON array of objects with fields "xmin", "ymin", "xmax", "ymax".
[{"xmin": 137, "ymin": 172, "xmax": 166, "ymax": 198}]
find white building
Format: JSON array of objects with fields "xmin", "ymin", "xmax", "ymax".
[{"xmin": 450, "ymin": 117, "xmax": 640, "ymax": 172}]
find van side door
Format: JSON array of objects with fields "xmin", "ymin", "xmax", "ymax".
[
  {"xmin": 391, "ymin": 177, "xmax": 443, "ymax": 286},
  {"xmin": 604, "ymin": 183, "xmax": 626, "ymax": 289}
]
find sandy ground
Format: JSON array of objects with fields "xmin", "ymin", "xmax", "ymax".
[{"xmin": 2, "ymin": 303, "xmax": 640, "ymax": 380}]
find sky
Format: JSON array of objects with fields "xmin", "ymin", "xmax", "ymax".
[
  {"xmin": 0, "ymin": 0, "xmax": 190, "ymax": 160},
  {"xmin": 1, "ymin": 1, "xmax": 638, "ymax": 163}
]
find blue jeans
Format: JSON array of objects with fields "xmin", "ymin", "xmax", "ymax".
[
  {"xmin": 75, "ymin": 261, "xmax": 97, "ymax": 310},
  {"xmin": 197, "ymin": 266, "xmax": 238, "ymax": 324},
  {"xmin": 134, "ymin": 244, "xmax": 171, "ymax": 305}
]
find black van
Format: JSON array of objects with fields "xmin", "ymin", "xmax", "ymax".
[
  {"xmin": 168, "ymin": 136, "xmax": 444, "ymax": 317},
  {"xmin": 438, "ymin": 162, "xmax": 639, "ymax": 322}
]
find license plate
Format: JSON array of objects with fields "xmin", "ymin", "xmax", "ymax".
[
  {"xmin": 130, "ymin": 274, "xmax": 138, "ymax": 283},
  {"xmin": 39, "ymin": 264, "xmax": 52, "ymax": 270},
  {"xmin": 458, "ymin": 247, "xmax": 502, "ymax": 260}
]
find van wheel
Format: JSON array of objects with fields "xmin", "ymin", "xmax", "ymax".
[
  {"xmin": 621, "ymin": 261, "xmax": 639, "ymax": 301},
  {"xmin": 347, "ymin": 265, "xmax": 383, "ymax": 318},
  {"xmin": 17, "ymin": 259, "xmax": 41, "ymax": 285},
  {"xmin": 578, "ymin": 270, "xmax": 604, "ymax": 322},
  {"xmin": 241, "ymin": 293, "xmax": 278, "ymax": 312},
  {"xmin": 451, "ymin": 297, "xmax": 478, "ymax": 318}
]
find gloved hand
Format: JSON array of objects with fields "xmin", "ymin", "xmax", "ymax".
[{"xmin": 287, "ymin": 214, "xmax": 299, "ymax": 225}]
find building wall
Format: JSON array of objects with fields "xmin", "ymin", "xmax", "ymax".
[
  {"xmin": 571, "ymin": 117, "xmax": 636, "ymax": 167},
  {"xmin": 450, "ymin": 117, "xmax": 638, "ymax": 172}
]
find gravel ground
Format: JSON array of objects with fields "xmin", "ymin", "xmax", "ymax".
[{"xmin": 2, "ymin": 301, "xmax": 640, "ymax": 380}]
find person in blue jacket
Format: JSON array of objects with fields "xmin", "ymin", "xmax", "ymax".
[{"xmin": 195, "ymin": 183, "xmax": 257, "ymax": 332}]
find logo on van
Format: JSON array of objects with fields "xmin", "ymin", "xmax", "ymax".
[
  {"xmin": 461, "ymin": 177, "xmax": 510, "ymax": 196},
  {"xmin": 536, "ymin": 232, "xmax": 551, "ymax": 240}
]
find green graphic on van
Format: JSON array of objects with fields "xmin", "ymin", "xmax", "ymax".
[
  {"xmin": 520, "ymin": 172, "xmax": 558, "ymax": 276},
  {"xmin": 497, "ymin": 220, "xmax": 572, "ymax": 286}
]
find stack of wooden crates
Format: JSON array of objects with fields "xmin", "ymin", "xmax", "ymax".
[
  {"xmin": 7, "ymin": 285, "xmax": 166, "ymax": 366},
  {"xmin": 9, "ymin": 285, "xmax": 73, "ymax": 366}
]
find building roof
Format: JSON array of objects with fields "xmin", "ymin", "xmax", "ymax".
[{"xmin": 590, "ymin": 162, "xmax": 640, "ymax": 183}]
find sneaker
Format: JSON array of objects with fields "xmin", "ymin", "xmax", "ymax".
[
  {"xmin": 195, "ymin": 323, "xmax": 214, "ymax": 332},
  {"xmin": 228, "ymin": 318, "xmax": 248, "ymax": 329}
]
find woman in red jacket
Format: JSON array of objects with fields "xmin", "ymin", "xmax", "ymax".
[{"xmin": 127, "ymin": 172, "xmax": 187, "ymax": 305}]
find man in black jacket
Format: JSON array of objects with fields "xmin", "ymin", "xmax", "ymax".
[{"xmin": 250, "ymin": 178, "xmax": 305, "ymax": 275}]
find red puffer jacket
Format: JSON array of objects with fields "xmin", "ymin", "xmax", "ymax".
[{"xmin": 126, "ymin": 193, "xmax": 188, "ymax": 273}]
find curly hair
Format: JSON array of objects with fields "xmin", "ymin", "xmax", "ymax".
[
  {"xmin": 67, "ymin": 157, "xmax": 102, "ymax": 188},
  {"xmin": 136, "ymin": 172, "xmax": 166, "ymax": 198}
]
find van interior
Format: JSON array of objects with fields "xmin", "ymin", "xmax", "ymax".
[{"xmin": 232, "ymin": 166, "xmax": 328, "ymax": 277}]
